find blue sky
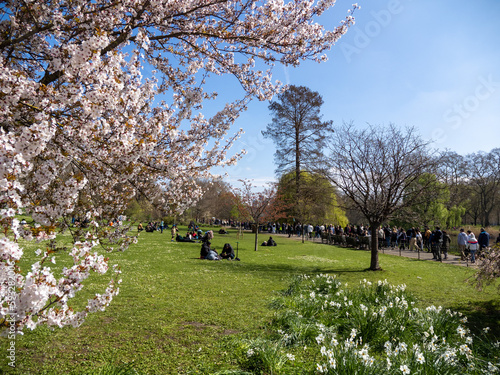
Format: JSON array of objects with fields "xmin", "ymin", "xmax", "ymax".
[{"xmin": 212, "ymin": 0, "xmax": 500, "ymax": 188}]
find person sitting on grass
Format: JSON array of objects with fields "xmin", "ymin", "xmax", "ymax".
[
  {"xmin": 220, "ymin": 243, "xmax": 235, "ymax": 260},
  {"xmin": 200, "ymin": 240, "xmax": 219, "ymax": 260},
  {"xmin": 200, "ymin": 230, "xmax": 214, "ymax": 243},
  {"xmin": 186, "ymin": 231, "xmax": 197, "ymax": 240},
  {"xmin": 218, "ymin": 228, "xmax": 228, "ymax": 234}
]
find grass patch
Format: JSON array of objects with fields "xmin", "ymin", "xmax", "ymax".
[{"xmin": 1, "ymin": 227, "xmax": 499, "ymax": 374}]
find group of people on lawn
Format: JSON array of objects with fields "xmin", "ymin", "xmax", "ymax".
[{"xmin": 197, "ymin": 230, "xmax": 236, "ymax": 260}]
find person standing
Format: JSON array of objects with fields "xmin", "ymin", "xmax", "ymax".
[
  {"xmin": 441, "ymin": 230, "xmax": 451, "ymax": 260},
  {"xmin": 408, "ymin": 227, "xmax": 416, "ymax": 251},
  {"xmin": 378, "ymin": 227, "xmax": 385, "ymax": 249},
  {"xmin": 171, "ymin": 224, "xmax": 178, "ymax": 242},
  {"xmin": 432, "ymin": 227, "xmax": 443, "ymax": 261},
  {"xmin": 391, "ymin": 227, "xmax": 398, "ymax": 249},
  {"xmin": 398, "ymin": 228, "xmax": 406, "ymax": 251},
  {"xmin": 478, "ymin": 228, "xmax": 490, "ymax": 252},
  {"xmin": 467, "ymin": 231, "xmax": 479, "ymax": 264},
  {"xmin": 384, "ymin": 226, "xmax": 391, "ymax": 248},
  {"xmin": 424, "ymin": 227, "xmax": 432, "ymax": 252},
  {"xmin": 457, "ymin": 228, "xmax": 468, "ymax": 261},
  {"xmin": 415, "ymin": 229, "xmax": 423, "ymax": 251}
]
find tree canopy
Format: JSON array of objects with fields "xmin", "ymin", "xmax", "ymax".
[
  {"xmin": 276, "ymin": 170, "xmax": 347, "ymax": 227},
  {"xmin": 0, "ymin": 0, "xmax": 358, "ymax": 333}
]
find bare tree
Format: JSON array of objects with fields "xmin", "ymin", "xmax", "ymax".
[
  {"xmin": 183, "ymin": 179, "xmax": 234, "ymax": 222},
  {"xmin": 325, "ymin": 123, "xmax": 440, "ymax": 271},
  {"xmin": 234, "ymin": 180, "xmax": 276, "ymax": 251},
  {"xmin": 439, "ymin": 151, "xmax": 467, "ymax": 206},
  {"xmin": 464, "ymin": 148, "xmax": 500, "ymax": 227}
]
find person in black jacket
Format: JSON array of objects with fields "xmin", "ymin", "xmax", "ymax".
[
  {"xmin": 220, "ymin": 243, "xmax": 235, "ymax": 260},
  {"xmin": 478, "ymin": 228, "xmax": 490, "ymax": 251},
  {"xmin": 441, "ymin": 230, "xmax": 451, "ymax": 260},
  {"xmin": 266, "ymin": 236, "xmax": 277, "ymax": 246},
  {"xmin": 200, "ymin": 241, "xmax": 211, "ymax": 259}
]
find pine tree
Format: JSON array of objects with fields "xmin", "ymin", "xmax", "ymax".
[{"xmin": 262, "ymin": 85, "xmax": 333, "ymax": 196}]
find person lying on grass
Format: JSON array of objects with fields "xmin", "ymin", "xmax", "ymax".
[
  {"xmin": 261, "ymin": 236, "xmax": 277, "ymax": 246},
  {"xmin": 176, "ymin": 234, "xmax": 195, "ymax": 243}
]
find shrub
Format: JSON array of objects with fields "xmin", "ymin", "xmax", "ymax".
[{"xmin": 231, "ymin": 274, "xmax": 500, "ymax": 374}]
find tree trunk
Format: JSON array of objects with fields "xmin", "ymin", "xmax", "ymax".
[
  {"xmin": 254, "ymin": 221, "xmax": 259, "ymax": 251},
  {"xmin": 484, "ymin": 209, "xmax": 492, "ymax": 227},
  {"xmin": 295, "ymin": 126, "xmax": 301, "ymax": 198},
  {"xmin": 370, "ymin": 223, "xmax": 381, "ymax": 271}
]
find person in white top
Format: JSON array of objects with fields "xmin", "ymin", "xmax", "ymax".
[{"xmin": 467, "ymin": 231, "xmax": 479, "ymax": 264}]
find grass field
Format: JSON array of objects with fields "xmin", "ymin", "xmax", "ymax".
[{"xmin": 1, "ymin": 226, "xmax": 499, "ymax": 374}]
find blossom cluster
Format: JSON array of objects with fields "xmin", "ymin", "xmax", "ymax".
[{"xmin": 1, "ymin": 1, "xmax": 357, "ymax": 332}]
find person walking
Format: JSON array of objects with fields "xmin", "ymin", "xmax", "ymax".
[
  {"xmin": 415, "ymin": 229, "xmax": 423, "ymax": 251},
  {"xmin": 398, "ymin": 228, "xmax": 407, "ymax": 251},
  {"xmin": 478, "ymin": 228, "xmax": 490, "ymax": 252},
  {"xmin": 378, "ymin": 227, "xmax": 385, "ymax": 249},
  {"xmin": 467, "ymin": 231, "xmax": 479, "ymax": 264},
  {"xmin": 432, "ymin": 227, "xmax": 443, "ymax": 261},
  {"xmin": 441, "ymin": 230, "xmax": 451, "ymax": 260},
  {"xmin": 423, "ymin": 227, "xmax": 432, "ymax": 252},
  {"xmin": 408, "ymin": 227, "xmax": 416, "ymax": 251},
  {"xmin": 457, "ymin": 228, "xmax": 468, "ymax": 261}
]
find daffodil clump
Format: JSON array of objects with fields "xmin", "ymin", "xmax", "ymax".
[{"xmin": 234, "ymin": 274, "xmax": 499, "ymax": 374}]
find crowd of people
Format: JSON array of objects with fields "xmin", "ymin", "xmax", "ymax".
[
  {"xmin": 138, "ymin": 221, "xmax": 169, "ymax": 233},
  {"xmin": 255, "ymin": 221, "xmax": 499, "ymax": 263},
  {"xmin": 139, "ymin": 217, "xmax": 499, "ymax": 264}
]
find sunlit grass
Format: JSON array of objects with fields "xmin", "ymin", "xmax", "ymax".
[{"xmin": 1, "ymin": 226, "xmax": 498, "ymax": 374}]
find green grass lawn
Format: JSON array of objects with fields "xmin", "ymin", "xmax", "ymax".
[{"xmin": 2, "ymin": 227, "xmax": 499, "ymax": 374}]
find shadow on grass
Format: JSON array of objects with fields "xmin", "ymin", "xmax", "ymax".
[
  {"xmin": 451, "ymin": 299, "xmax": 500, "ymax": 337},
  {"xmin": 196, "ymin": 258, "xmax": 372, "ymax": 277}
]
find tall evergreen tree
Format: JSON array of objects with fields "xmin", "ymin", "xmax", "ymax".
[{"xmin": 262, "ymin": 85, "xmax": 333, "ymax": 196}]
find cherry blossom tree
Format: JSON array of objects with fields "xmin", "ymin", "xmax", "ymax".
[
  {"xmin": 471, "ymin": 244, "xmax": 500, "ymax": 293},
  {"xmin": 0, "ymin": 1, "xmax": 358, "ymax": 333}
]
